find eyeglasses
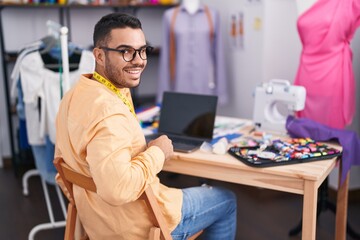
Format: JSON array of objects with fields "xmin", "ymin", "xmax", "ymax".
[{"xmin": 100, "ymin": 46, "xmax": 154, "ymax": 62}]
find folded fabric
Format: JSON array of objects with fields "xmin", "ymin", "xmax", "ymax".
[{"xmin": 286, "ymin": 115, "xmax": 360, "ymax": 186}]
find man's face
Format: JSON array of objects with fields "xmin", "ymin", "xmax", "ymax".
[{"xmin": 102, "ymin": 27, "xmax": 147, "ymax": 88}]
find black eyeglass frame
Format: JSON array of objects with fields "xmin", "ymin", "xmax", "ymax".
[{"xmin": 99, "ymin": 46, "xmax": 154, "ymax": 62}]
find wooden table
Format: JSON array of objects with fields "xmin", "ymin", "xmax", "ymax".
[{"xmin": 163, "ymin": 128, "xmax": 349, "ymax": 240}]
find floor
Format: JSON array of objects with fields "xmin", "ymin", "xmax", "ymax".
[{"xmin": 1, "ymin": 165, "xmax": 359, "ymax": 240}]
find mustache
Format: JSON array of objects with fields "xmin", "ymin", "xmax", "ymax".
[{"xmin": 125, "ymin": 64, "xmax": 145, "ymax": 69}]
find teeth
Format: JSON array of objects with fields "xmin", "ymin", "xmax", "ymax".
[{"xmin": 126, "ymin": 69, "xmax": 141, "ymax": 74}]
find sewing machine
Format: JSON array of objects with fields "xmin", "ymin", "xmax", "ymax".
[{"xmin": 253, "ymin": 79, "xmax": 306, "ymax": 134}]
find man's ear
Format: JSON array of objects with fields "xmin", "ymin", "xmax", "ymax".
[{"xmin": 93, "ymin": 47, "xmax": 105, "ymax": 67}]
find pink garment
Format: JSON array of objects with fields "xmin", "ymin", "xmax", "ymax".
[{"xmin": 294, "ymin": 0, "xmax": 360, "ymax": 129}]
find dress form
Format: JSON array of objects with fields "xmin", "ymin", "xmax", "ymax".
[
  {"xmin": 182, "ymin": 0, "xmax": 200, "ymax": 15},
  {"xmin": 158, "ymin": 3, "xmax": 228, "ymax": 105},
  {"xmin": 296, "ymin": 0, "xmax": 317, "ymax": 16},
  {"xmin": 294, "ymin": 0, "xmax": 360, "ymax": 129}
]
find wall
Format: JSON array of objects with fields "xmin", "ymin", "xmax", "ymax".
[
  {"xmin": 206, "ymin": 0, "xmax": 265, "ymax": 119},
  {"xmin": 202, "ymin": 0, "xmax": 303, "ymax": 122}
]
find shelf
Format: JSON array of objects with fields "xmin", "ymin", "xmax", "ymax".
[
  {"xmin": 4, "ymin": 52, "xmax": 17, "ymax": 62},
  {"xmin": 0, "ymin": 2, "xmax": 177, "ymax": 9}
]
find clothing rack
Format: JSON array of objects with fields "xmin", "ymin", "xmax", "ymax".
[
  {"xmin": 60, "ymin": 25, "xmax": 70, "ymax": 93},
  {"xmin": 43, "ymin": 20, "xmax": 71, "ymax": 93},
  {"xmin": 21, "ymin": 21, "xmax": 70, "ymax": 239}
]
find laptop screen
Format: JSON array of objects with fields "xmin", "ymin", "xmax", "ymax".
[{"xmin": 158, "ymin": 92, "xmax": 218, "ymax": 140}]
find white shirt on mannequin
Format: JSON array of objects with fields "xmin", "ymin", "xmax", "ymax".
[
  {"xmin": 182, "ymin": 0, "xmax": 200, "ymax": 15},
  {"xmin": 296, "ymin": 0, "xmax": 317, "ymax": 16}
]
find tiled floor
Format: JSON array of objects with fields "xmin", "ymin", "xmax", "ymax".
[{"xmin": 1, "ymin": 166, "xmax": 359, "ymax": 240}]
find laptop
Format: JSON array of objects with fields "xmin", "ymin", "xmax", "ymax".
[{"xmin": 146, "ymin": 91, "xmax": 218, "ymax": 153}]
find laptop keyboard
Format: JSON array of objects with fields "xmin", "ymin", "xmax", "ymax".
[
  {"xmin": 168, "ymin": 136, "xmax": 204, "ymax": 146},
  {"xmin": 145, "ymin": 134, "xmax": 205, "ymax": 152}
]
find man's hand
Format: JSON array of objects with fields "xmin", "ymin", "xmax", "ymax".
[{"xmin": 148, "ymin": 135, "xmax": 174, "ymax": 161}]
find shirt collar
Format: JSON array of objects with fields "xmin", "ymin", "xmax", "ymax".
[{"xmin": 179, "ymin": 4, "xmax": 205, "ymax": 14}]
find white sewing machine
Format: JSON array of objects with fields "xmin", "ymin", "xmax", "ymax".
[{"xmin": 253, "ymin": 79, "xmax": 306, "ymax": 134}]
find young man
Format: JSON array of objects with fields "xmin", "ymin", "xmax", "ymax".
[{"xmin": 55, "ymin": 13, "xmax": 237, "ymax": 239}]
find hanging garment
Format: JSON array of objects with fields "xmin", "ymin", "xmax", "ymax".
[
  {"xmin": 286, "ymin": 115, "xmax": 360, "ymax": 185},
  {"xmin": 31, "ymin": 136, "xmax": 57, "ymax": 184},
  {"xmin": 16, "ymin": 81, "xmax": 32, "ymax": 152},
  {"xmin": 10, "ymin": 36, "xmax": 62, "ymax": 99},
  {"xmin": 16, "ymin": 64, "xmax": 58, "ymax": 182},
  {"xmin": 10, "ymin": 45, "xmax": 43, "ymax": 100},
  {"xmin": 19, "ymin": 49, "xmax": 95, "ymax": 145},
  {"xmin": 294, "ymin": 0, "xmax": 360, "ymax": 129},
  {"xmin": 158, "ymin": 4, "xmax": 228, "ymax": 105}
]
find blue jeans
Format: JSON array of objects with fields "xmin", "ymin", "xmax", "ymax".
[{"xmin": 171, "ymin": 185, "xmax": 237, "ymax": 240}]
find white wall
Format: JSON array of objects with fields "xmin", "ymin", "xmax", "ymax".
[
  {"xmin": 262, "ymin": 0, "xmax": 301, "ymax": 83},
  {"xmin": 205, "ymin": 0, "xmax": 301, "ymax": 119},
  {"xmin": 68, "ymin": 8, "xmax": 113, "ymax": 48},
  {"xmin": 204, "ymin": 0, "xmax": 263, "ymax": 118}
]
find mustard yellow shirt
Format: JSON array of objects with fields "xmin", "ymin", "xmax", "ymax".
[{"xmin": 55, "ymin": 74, "xmax": 182, "ymax": 239}]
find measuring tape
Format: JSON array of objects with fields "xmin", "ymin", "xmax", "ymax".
[{"xmin": 93, "ymin": 71, "xmax": 136, "ymax": 119}]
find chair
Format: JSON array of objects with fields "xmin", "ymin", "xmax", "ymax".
[{"xmin": 54, "ymin": 157, "xmax": 202, "ymax": 240}]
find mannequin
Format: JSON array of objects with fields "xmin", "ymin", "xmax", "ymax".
[
  {"xmin": 294, "ymin": 0, "xmax": 360, "ymax": 129},
  {"xmin": 182, "ymin": 0, "xmax": 200, "ymax": 15},
  {"xmin": 292, "ymin": 3, "xmax": 360, "ymax": 238},
  {"xmin": 295, "ymin": 0, "xmax": 316, "ymax": 16},
  {"xmin": 157, "ymin": 2, "xmax": 228, "ymax": 105}
]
